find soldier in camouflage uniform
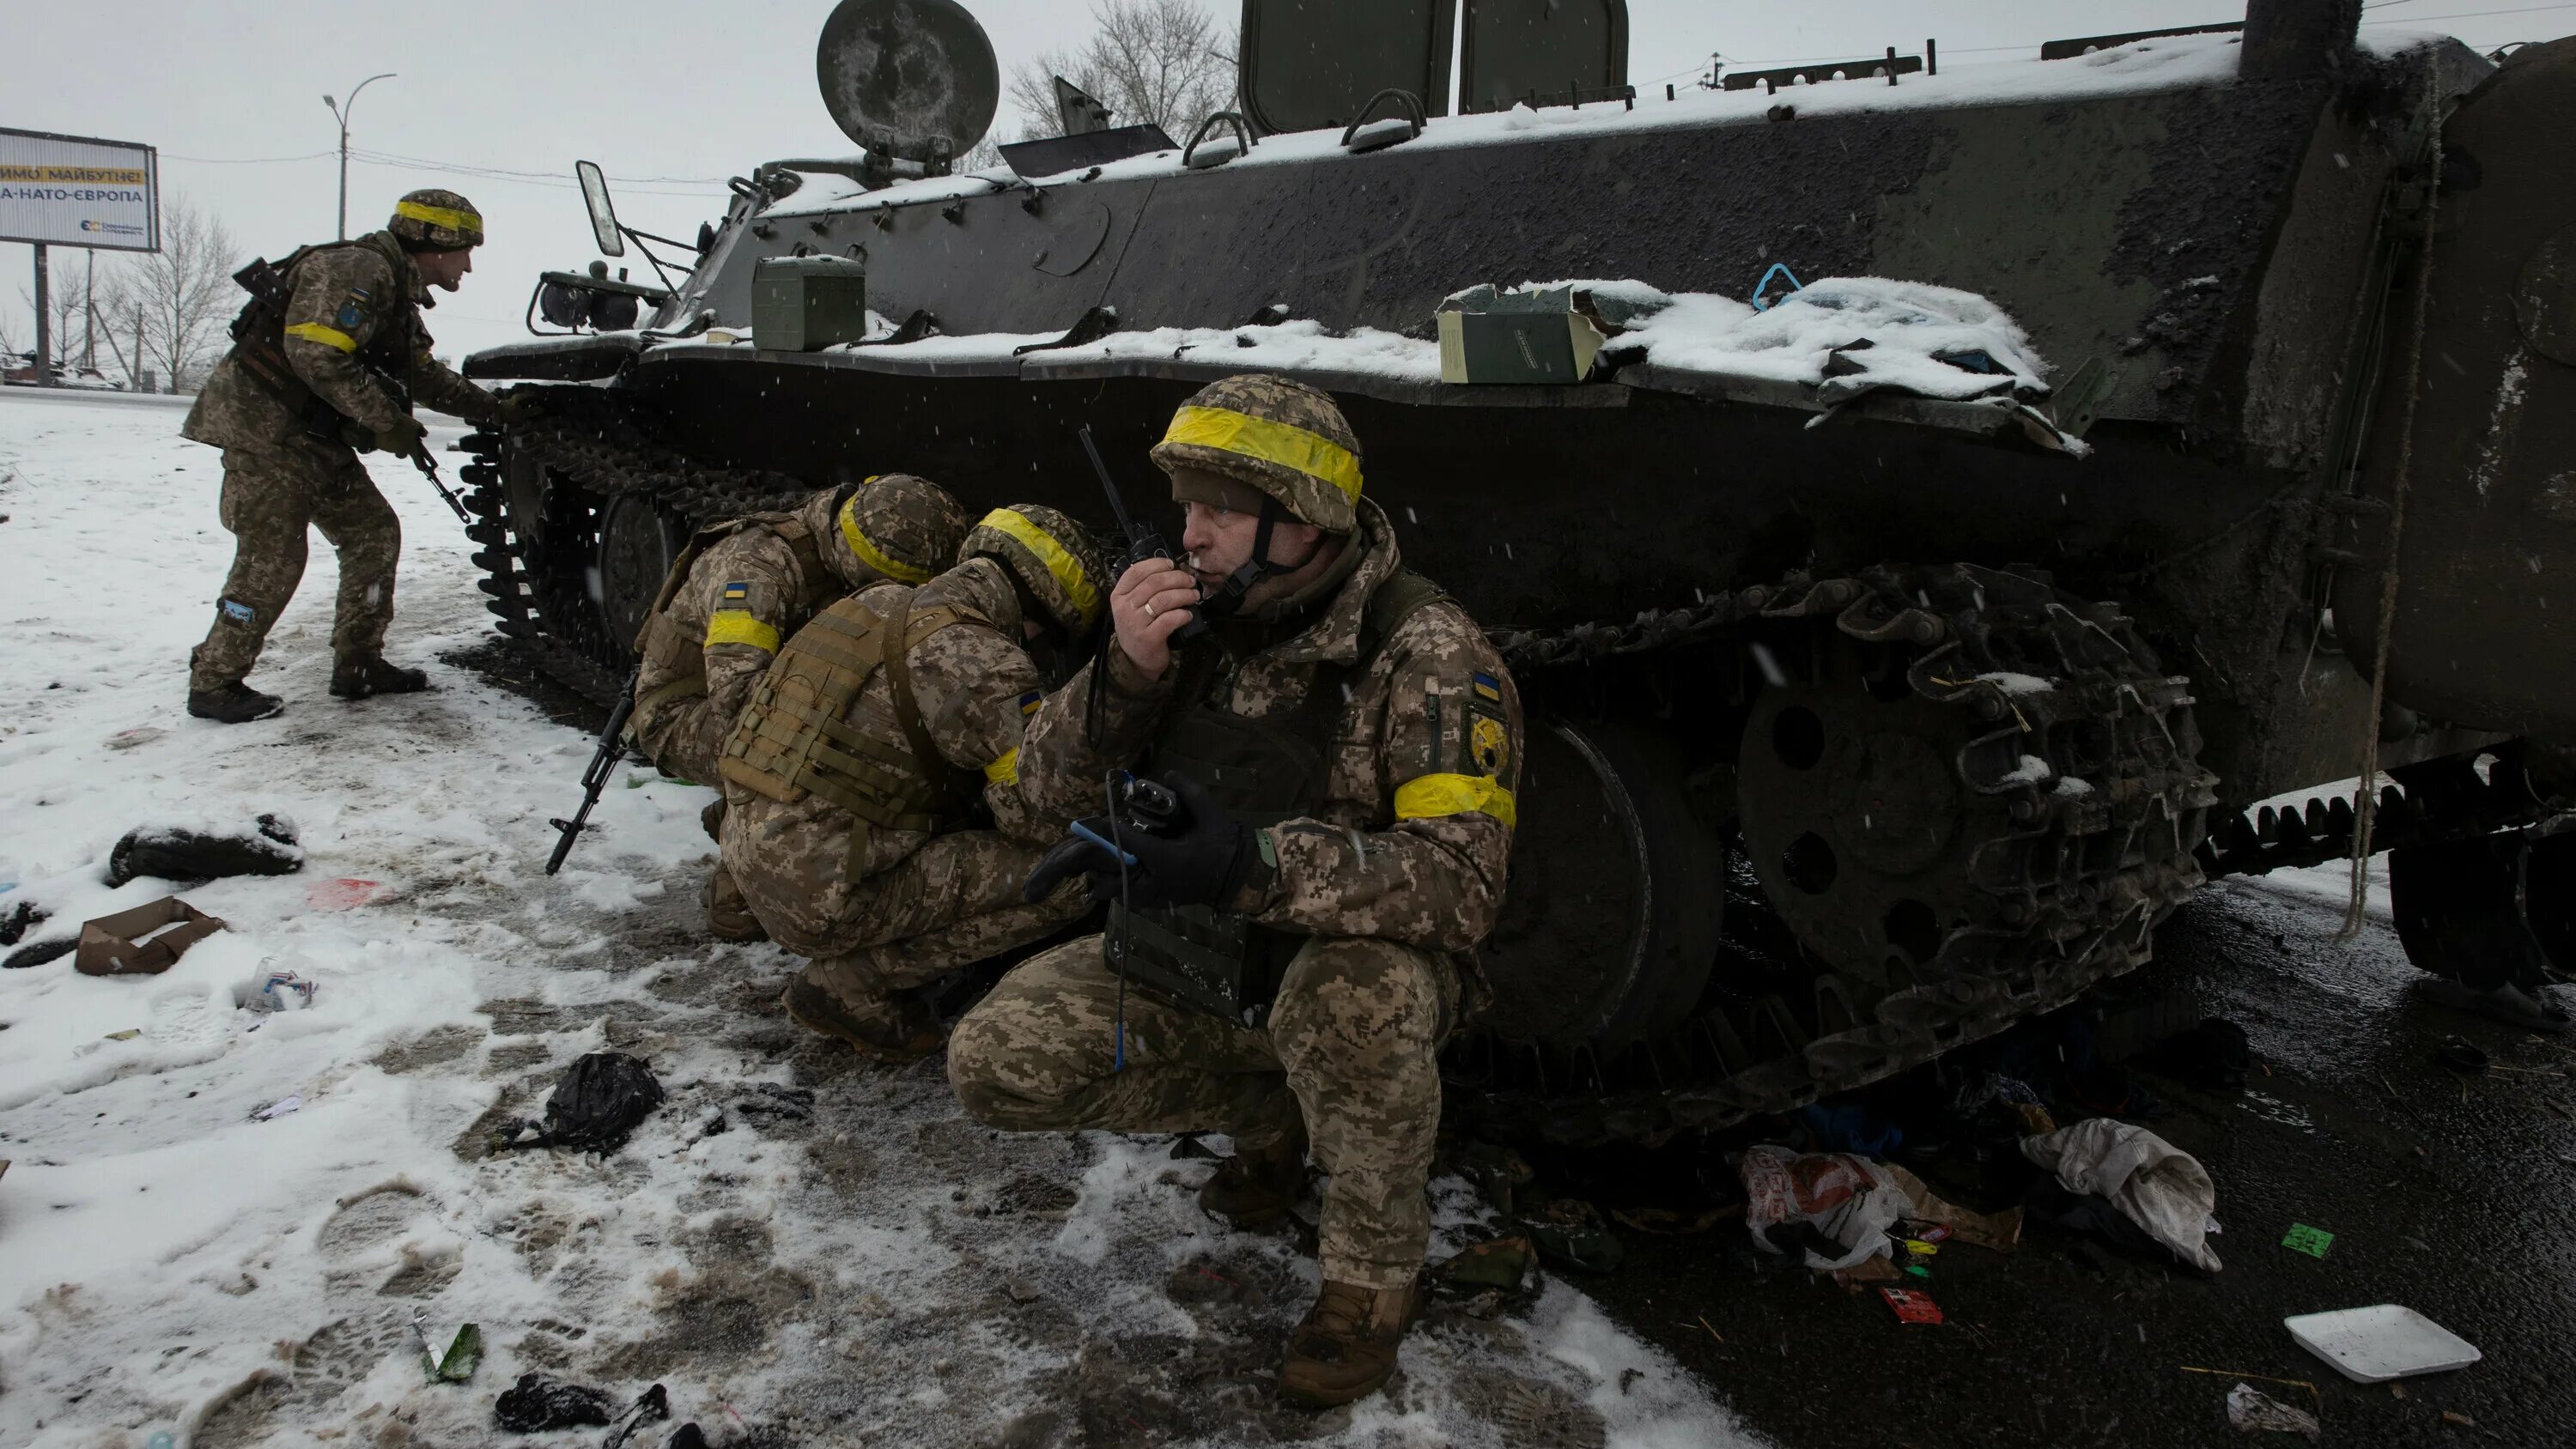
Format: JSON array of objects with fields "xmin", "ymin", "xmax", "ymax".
[
  {"xmin": 181, "ymin": 188, "xmax": 516, "ymax": 723},
  {"xmin": 628, "ymin": 474, "xmax": 971, "ymax": 939},
  {"xmin": 719, "ymin": 505, "xmax": 1112, "ymax": 1058},
  {"xmin": 946, "ymin": 375, "xmax": 1524, "ymax": 1409}
]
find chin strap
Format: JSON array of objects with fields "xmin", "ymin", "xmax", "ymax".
[{"xmin": 1195, "ymin": 496, "xmax": 1323, "ymax": 621}]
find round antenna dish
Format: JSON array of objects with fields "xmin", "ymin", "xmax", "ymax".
[{"xmin": 815, "ymin": 0, "xmax": 1000, "ymax": 164}]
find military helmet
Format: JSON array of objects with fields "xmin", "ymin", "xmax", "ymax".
[
  {"xmin": 1150, "ymin": 373, "xmax": 1363, "ymax": 534},
  {"xmin": 959, "ymin": 504, "xmax": 1108, "ymax": 637},
  {"xmin": 389, "ymin": 188, "xmax": 484, "ymax": 249},
  {"xmin": 830, "ymin": 473, "xmax": 971, "ymax": 590}
]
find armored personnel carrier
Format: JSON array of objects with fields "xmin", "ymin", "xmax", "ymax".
[{"xmin": 463, "ymin": 0, "xmax": 2576, "ymax": 1142}]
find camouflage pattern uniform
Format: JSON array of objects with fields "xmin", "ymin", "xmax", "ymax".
[
  {"xmin": 949, "ymin": 382, "xmax": 1525, "ymax": 1294},
  {"xmin": 629, "ymin": 476, "xmax": 969, "ymax": 787},
  {"xmin": 722, "ymin": 509, "xmax": 1110, "ymax": 1039},
  {"xmin": 182, "ymin": 209, "xmax": 498, "ymax": 694}
]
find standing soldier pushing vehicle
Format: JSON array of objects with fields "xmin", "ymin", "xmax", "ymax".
[
  {"xmin": 625, "ymin": 473, "xmax": 971, "ymax": 937},
  {"xmin": 718, "ymin": 504, "xmax": 1112, "ymax": 1058},
  {"xmin": 181, "ymin": 188, "xmax": 520, "ymax": 724},
  {"xmin": 947, "ymin": 376, "xmax": 1524, "ymax": 1409}
]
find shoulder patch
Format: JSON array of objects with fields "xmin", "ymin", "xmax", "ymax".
[
  {"xmin": 721, "ymin": 582, "xmax": 750, "ymax": 602},
  {"xmin": 335, "ymin": 302, "xmax": 364, "ymax": 330},
  {"xmin": 1018, "ymin": 690, "xmax": 1042, "ymax": 717},
  {"xmin": 1471, "ymin": 671, "xmax": 1503, "ymax": 703}
]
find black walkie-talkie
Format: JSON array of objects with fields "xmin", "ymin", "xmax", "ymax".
[{"xmin": 1079, "ymin": 425, "xmax": 1208, "ymax": 642}]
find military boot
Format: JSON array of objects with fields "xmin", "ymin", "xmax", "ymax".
[
  {"xmin": 187, "ymin": 682, "xmax": 284, "ymax": 724},
  {"xmin": 702, "ymin": 865, "xmax": 768, "ymax": 943},
  {"xmin": 781, "ymin": 977, "xmax": 944, "ymax": 1062},
  {"xmin": 1198, "ymin": 1119, "xmax": 1307, "ymax": 1229},
  {"xmin": 1279, "ymin": 1278, "xmax": 1420, "ymax": 1409},
  {"xmin": 330, "ymin": 656, "xmax": 429, "ymax": 699}
]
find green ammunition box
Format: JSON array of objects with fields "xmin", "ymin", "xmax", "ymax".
[
  {"xmin": 1437, "ymin": 284, "xmax": 1609, "ymax": 385},
  {"xmin": 751, "ymin": 254, "xmax": 870, "ymax": 352}
]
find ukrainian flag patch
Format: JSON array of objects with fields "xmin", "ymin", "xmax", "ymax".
[
  {"xmin": 1471, "ymin": 671, "xmax": 1503, "ymax": 704},
  {"xmin": 1019, "ymin": 690, "xmax": 1042, "ymax": 717},
  {"xmin": 721, "ymin": 582, "xmax": 750, "ymax": 602}
]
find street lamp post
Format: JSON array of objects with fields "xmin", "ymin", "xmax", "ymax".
[{"xmin": 323, "ymin": 73, "xmax": 397, "ymax": 241}]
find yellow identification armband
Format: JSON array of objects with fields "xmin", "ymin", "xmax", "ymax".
[
  {"xmin": 704, "ymin": 609, "xmax": 780, "ymax": 652},
  {"xmin": 983, "ymin": 749, "xmax": 1020, "ymax": 785},
  {"xmin": 1394, "ymin": 773, "xmax": 1516, "ymax": 828}
]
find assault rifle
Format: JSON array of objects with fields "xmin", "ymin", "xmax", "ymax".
[
  {"xmin": 1078, "ymin": 424, "xmax": 1206, "ymax": 643},
  {"xmin": 545, "ymin": 669, "xmax": 639, "ymax": 875},
  {"xmin": 230, "ymin": 256, "xmax": 468, "ymax": 524}
]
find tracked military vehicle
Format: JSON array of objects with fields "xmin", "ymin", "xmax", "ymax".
[{"xmin": 462, "ymin": 0, "xmax": 2576, "ymax": 1143}]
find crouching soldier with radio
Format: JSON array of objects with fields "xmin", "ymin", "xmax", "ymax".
[
  {"xmin": 945, "ymin": 376, "xmax": 1524, "ymax": 1408},
  {"xmin": 628, "ymin": 474, "xmax": 971, "ymax": 938},
  {"xmin": 718, "ymin": 505, "xmax": 1112, "ymax": 1058}
]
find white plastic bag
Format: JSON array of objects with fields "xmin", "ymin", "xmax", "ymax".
[
  {"xmin": 1739, "ymin": 1145, "xmax": 1914, "ymax": 1270},
  {"xmin": 2022, "ymin": 1119, "xmax": 2223, "ymax": 1271}
]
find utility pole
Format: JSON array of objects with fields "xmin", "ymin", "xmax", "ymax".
[
  {"xmin": 82, "ymin": 250, "xmax": 97, "ymax": 376},
  {"xmin": 323, "ymin": 73, "xmax": 397, "ymax": 240},
  {"xmin": 135, "ymin": 301, "xmax": 151, "ymax": 393},
  {"xmin": 32, "ymin": 243, "xmax": 52, "ymax": 387}
]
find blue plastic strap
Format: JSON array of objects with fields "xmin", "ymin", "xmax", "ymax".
[
  {"xmin": 1072, "ymin": 820, "xmax": 1139, "ymax": 865},
  {"xmin": 1751, "ymin": 263, "xmax": 1806, "ymax": 312}
]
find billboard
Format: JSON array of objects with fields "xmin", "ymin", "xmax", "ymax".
[{"xmin": 0, "ymin": 126, "xmax": 159, "ymax": 252}]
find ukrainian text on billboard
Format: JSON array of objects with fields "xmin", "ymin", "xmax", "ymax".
[{"xmin": 0, "ymin": 128, "xmax": 159, "ymax": 252}]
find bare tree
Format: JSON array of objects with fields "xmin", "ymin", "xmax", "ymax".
[
  {"xmin": 15, "ymin": 272, "xmax": 86, "ymax": 371},
  {"xmin": 1004, "ymin": 0, "xmax": 1238, "ymax": 143},
  {"xmin": 105, "ymin": 193, "xmax": 243, "ymax": 392}
]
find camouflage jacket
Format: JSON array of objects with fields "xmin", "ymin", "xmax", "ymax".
[
  {"xmin": 631, "ymin": 488, "xmax": 846, "ymax": 780},
  {"xmin": 183, "ymin": 229, "xmax": 497, "ymax": 451},
  {"xmin": 724, "ymin": 556, "xmax": 1073, "ymax": 880},
  {"xmin": 1018, "ymin": 498, "xmax": 1524, "ymax": 952}
]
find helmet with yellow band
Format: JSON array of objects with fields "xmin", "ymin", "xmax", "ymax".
[
  {"xmin": 1150, "ymin": 373, "xmax": 1363, "ymax": 533},
  {"xmin": 829, "ymin": 473, "xmax": 971, "ymax": 591},
  {"xmin": 387, "ymin": 188, "xmax": 485, "ymax": 250},
  {"xmin": 958, "ymin": 504, "xmax": 1109, "ymax": 638}
]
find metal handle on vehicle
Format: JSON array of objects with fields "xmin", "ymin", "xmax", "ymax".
[
  {"xmin": 1340, "ymin": 89, "xmax": 1427, "ymax": 152},
  {"xmin": 1183, "ymin": 112, "xmax": 1254, "ymax": 170}
]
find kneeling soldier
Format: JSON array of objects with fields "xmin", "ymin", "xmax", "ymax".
[
  {"xmin": 628, "ymin": 474, "xmax": 970, "ymax": 938},
  {"xmin": 946, "ymin": 376, "xmax": 1523, "ymax": 1408},
  {"xmin": 719, "ymin": 505, "xmax": 1111, "ymax": 1058}
]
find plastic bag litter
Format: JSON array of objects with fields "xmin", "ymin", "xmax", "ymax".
[
  {"xmin": 2226, "ymin": 1381, "xmax": 2320, "ymax": 1440},
  {"xmin": 529, "ymin": 1052, "xmax": 664, "ymax": 1151},
  {"xmin": 2022, "ymin": 1119, "xmax": 2221, "ymax": 1271},
  {"xmin": 1740, "ymin": 1145, "xmax": 1915, "ymax": 1270},
  {"xmin": 493, "ymin": 1373, "xmax": 617, "ymax": 1433},
  {"xmin": 106, "ymin": 815, "xmax": 303, "ymax": 888}
]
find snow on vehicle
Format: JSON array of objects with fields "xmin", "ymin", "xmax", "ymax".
[{"xmin": 460, "ymin": 0, "xmax": 2576, "ymax": 1142}]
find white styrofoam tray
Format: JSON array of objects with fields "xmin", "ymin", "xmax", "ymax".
[{"xmin": 2285, "ymin": 1305, "xmax": 2482, "ymax": 1382}]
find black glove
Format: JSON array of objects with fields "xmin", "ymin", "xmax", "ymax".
[
  {"xmin": 1020, "ymin": 773, "xmax": 1250, "ymax": 910},
  {"xmin": 374, "ymin": 415, "xmax": 428, "ymax": 455},
  {"xmin": 495, "ymin": 391, "xmax": 539, "ymax": 426}
]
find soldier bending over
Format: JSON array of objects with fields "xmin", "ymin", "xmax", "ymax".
[
  {"xmin": 628, "ymin": 474, "xmax": 970, "ymax": 937},
  {"xmin": 720, "ymin": 506, "xmax": 1112, "ymax": 1058}
]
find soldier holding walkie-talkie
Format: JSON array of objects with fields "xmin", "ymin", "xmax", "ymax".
[{"xmin": 179, "ymin": 187, "xmax": 530, "ymax": 723}]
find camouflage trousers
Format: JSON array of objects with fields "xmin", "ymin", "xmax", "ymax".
[
  {"xmin": 188, "ymin": 439, "xmax": 400, "ymax": 692},
  {"xmin": 949, "ymin": 934, "xmax": 1459, "ymax": 1291},
  {"xmin": 723, "ymin": 810, "xmax": 1088, "ymax": 1028}
]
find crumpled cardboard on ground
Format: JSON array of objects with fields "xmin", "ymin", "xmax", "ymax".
[{"xmin": 74, "ymin": 896, "xmax": 227, "ymax": 977}]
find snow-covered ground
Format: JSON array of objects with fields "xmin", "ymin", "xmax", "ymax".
[{"xmin": 0, "ymin": 391, "xmax": 1756, "ymax": 1447}]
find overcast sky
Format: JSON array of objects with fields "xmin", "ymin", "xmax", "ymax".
[{"xmin": 4, "ymin": 0, "xmax": 2563, "ymax": 366}]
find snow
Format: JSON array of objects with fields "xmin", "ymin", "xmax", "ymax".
[{"xmin": 0, "ymin": 390, "xmax": 1761, "ymax": 1446}]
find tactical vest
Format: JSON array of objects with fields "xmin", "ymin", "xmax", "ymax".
[
  {"xmin": 717, "ymin": 590, "xmax": 999, "ymax": 878},
  {"xmin": 226, "ymin": 239, "xmax": 420, "ymax": 434},
  {"xmin": 629, "ymin": 511, "xmax": 833, "ymax": 738},
  {"xmin": 1106, "ymin": 571, "xmax": 1445, "ymax": 1023}
]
